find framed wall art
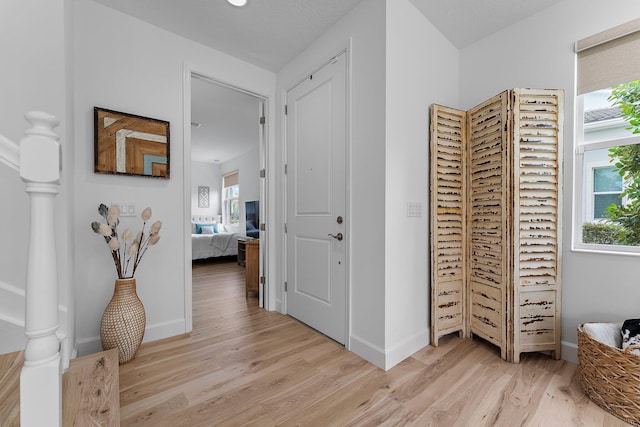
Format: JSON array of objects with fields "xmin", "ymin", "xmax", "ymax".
[
  {"xmin": 198, "ymin": 186, "xmax": 210, "ymax": 208},
  {"xmin": 94, "ymin": 107, "xmax": 170, "ymax": 178}
]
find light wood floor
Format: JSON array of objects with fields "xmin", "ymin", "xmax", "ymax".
[
  {"xmin": 119, "ymin": 259, "xmax": 628, "ymax": 426},
  {"xmin": 0, "ymin": 350, "xmax": 22, "ymax": 426}
]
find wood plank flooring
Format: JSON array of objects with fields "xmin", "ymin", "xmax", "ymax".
[
  {"xmin": 119, "ymin": 259, "xmax": 629, "ymax": 426},
  {"xmin": 0, "ymin": 350, "xmax": 22, "ymax": 427}
]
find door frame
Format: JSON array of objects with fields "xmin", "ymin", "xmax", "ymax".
[
  {"xmin": 282, "ymin": 47, "xmax": 352, "ymax": 349},
  {"xmin": 182, "ymin": 63, "xmax": 271, "ymax": 332}
]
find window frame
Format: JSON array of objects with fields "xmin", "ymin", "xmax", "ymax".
[
  {"xmin": 223, "ymin": 184, "xmax": 240, "ymax": 225},
  {"xmin": 573, "ymin": 19, "xmax": 640, "ymax": 255},
  {"xmin": 590, "ymin": 165, "xmax": 624, "ymax": 221},
  {"xmin": 222, "ymin": 171, "xmax": 240, "ymax": 226},
  {"xmin": 573, "ymin": 96, "xmax": 640, "ymax": 254}
]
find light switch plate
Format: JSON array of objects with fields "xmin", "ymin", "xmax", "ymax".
[
  {"xmin": 407, "ymin": 201, "xmax": 423, "ymax": 217},
  {"xmin": 112, "ymin": 201, "xmax": 136, "ymax": 217}
]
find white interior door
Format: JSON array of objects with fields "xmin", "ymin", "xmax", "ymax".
[{"xmin": 286, "ymin": 52, "xmax": 347, "ymax": 344}]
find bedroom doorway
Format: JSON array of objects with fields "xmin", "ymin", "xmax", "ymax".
[{"xmin": 187, "ymin": 73, "xmax": 268, "ymax": 323}]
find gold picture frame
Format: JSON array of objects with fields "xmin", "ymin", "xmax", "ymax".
[{"xmin": 94, "ymin": 107, "xmax": 170, "ymax": 178}]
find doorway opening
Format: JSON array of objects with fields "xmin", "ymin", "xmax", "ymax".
[{"xmin": 185, "ymin": 72, "xmax": 268, "ymax": 331}]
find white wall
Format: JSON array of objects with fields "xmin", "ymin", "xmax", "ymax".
[
  {"xmin": 73, "ymin": 0, "xmax": 275, "ymax": 355},
  {"xmin": 221, "ymin": 147, "xmax": 260, "ymax": 235},
  {"xmin": 459, "ymin": 0, "xmax": 640, "ymax": 362},
  {"xmin": 277, "ymin": 0, "xmax": 387, "ymax": 364},
  {"xmin": 384, "ymin": 0, "xmax": 459, "ymax": 368},
  {"xmin": 191, "ymin": 161, "xmax": 221, "ymax": 217},
  {"xmin": 0, "ymin": 0, "xmax": 74, "ymax": 360}
]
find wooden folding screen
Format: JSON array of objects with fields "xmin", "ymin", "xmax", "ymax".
[
  {"xmin": 430, "ymin": 105, "xmax": 467, "ymax": 346},
  {"xmin": 467, "ymin": 92, "xmax": 510, "ymax": 360},
  {"xmin": 430, "ymin": 88, "xmax": 563, "ymax": 362},
  {"xmin": 511, "ymin": 88, "xmax": 563, "ymax": 362}
]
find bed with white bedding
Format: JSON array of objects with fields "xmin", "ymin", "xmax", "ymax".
[{"xmin": 191, "ymin": 215, "xmax": 246, "ymax": 261}]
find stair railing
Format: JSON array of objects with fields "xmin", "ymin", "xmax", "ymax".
[{"xmin": 1, "ymin": 111, "xmax": 62, "ymax": 427}]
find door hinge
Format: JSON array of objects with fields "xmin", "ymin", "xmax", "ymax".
[
  {"xmin": 260, "ymin": 168, "xmax": 266, "ymax": 178},
  {"xmin": 284, "ymin": 164, "xmax": 288, "ymax": 174},
  {"xmin": 259, "ymin": 223, "xmax": 266, "ymax": 231},
  {"xmin": 260, "ymin": 276, "xmax": 265, "ymax": 285},
  {"xmin": 284, "ymin": 105, "xmax": 288, "ymax": 115},
  {"xmin": 284, "ymin": 223, "xmax": 287, "ymax": 233},
  {"xmin": 284, "ymin": 281, "xmax": 288, "ymax": 292},
  {"xmin": 259, "ymin": 116, "xmax": 266, "ymax": 125}
]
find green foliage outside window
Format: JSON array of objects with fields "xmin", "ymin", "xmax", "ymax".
[
  {"xmin": 582, "ymin": 222, "xmax": 624, "ymax": 245},
  {"xmin": 602, "ymin": 80, "xmax": 640, "ymax": 245}
]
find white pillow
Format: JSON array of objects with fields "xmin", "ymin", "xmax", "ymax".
[
  {"xmin": 583, "ymin": 322, "xmax": 623, "ymax": 348},
  {"xmin": 217, "ymin": 223, "xmax": 226, "ymax": 232},
  {"xmin": 200, "ymin": 225, "xmax": 215, "ymax": 234},
  {"xmin": 190, "ymin": 222, "xmax": 197, "ymax": 233}
]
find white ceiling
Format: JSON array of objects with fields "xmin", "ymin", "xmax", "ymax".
[
  {"xmin": 93, "ymin": 0, "xmax": 564, "ymax": 72},
  {"xmin": 190, "ymin": 77, "xmax": 260, "ymax": 164},
  {"xmin": 410, "ymin": 0, "xmax": 564, "ymax": 49},
  {"xmin": 92, "ymin": 0, "xmax": 365, "ymax": 72},
  {"xmin": 93, "ymin": 0, "xmax": 564, "ymax": 163}
]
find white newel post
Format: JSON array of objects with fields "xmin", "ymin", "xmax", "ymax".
[{"xmin": 19, "ymin": 111, "xmax": 62, "ymax": 427}]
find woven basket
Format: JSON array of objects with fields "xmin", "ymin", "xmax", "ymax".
[{"xmin": 578, "ymin": 323, "xmax": 640, "ymax": 426}]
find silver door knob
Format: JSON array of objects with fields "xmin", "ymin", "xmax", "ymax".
[{"xmin": 328, "ymin": 232, "xmax": 343, "ymax": 241}]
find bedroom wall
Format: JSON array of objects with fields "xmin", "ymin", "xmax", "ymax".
[
  {"xmin": 0, "ymin": 0, "xmax": 75, "ymax": 361},
  {"xmin": 191, "ymin": 161, "xmax": 221, "ymax": 218},
  {"xmin": 220, "ymin": 146, "xmax": 260, "ymax": 236},
  {"xmin": 459, "ymin": 0, "xmax": 640, "ymax": 362},
  {"xmin": 73, "ymin": 0, "xmax": 275, "ymax": 355},
  {"xmin": 277, "ymin": 0, "xmax": 388, "ymax": 366},
  {"xmin": 383, "ymin": 0, "xmax": 459, "ymax": 368}
]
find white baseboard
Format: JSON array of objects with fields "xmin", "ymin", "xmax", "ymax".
[
  {"xmin": 350, "ymin": 329, "xmax": 431, "ymax": 371},
  {"xmin": 349, "ymin": 333, "xmax": 386, "ymax": 370},
  {"xmin": 561, "ymin": 340, "xmax": 578, "ymax": 364},
  {"xmin": 76, "ymin": 318, "xmax": 187, "ymax": 357},
  {"xmin": 143, "ymin": 318, "xmax": 187, "ymax": 342},
  {"xmin": 384, "ymin": 328, "xmax": 430, "ymax": 370},
  {"xmin": 76, "ymin": 335, "xmax": 102, "ymax": 356}
]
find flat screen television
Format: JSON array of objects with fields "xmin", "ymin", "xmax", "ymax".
[{"xmin": 245, "ymin": 200, "xmax": 259, "ymax": 239}]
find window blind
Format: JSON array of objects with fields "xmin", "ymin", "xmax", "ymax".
[
  {"xmin": 576, "ymin": 18, "xmax": 640, "ymax": 95},
  {"xmin": 223, "ymin": 171, "xmax": 238, "ymax": 187}
]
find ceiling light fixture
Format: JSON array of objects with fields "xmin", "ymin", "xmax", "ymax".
[{"xmin": 227, "ymin": 0, "xmax": 247, "ymax": 6}]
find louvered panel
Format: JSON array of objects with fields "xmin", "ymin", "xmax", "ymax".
[
  {"xmin": 511, "ymin": 88, "xmax": 563, "ymax": 362},
  {"xmin": 430, "ymin": 105, "xmax": 467, "ymax": 346},
  {"xmin": 429, "ymin": 88, "xmax": 562, "ymax": 364},
  {"xmin": 467, "ymin": 91, "xmax": 509, "ymax": 360}
]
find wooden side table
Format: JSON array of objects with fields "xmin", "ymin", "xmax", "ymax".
[{"xmin": 245, "ymin": 240, "xmax": 260, "ymax": 298}]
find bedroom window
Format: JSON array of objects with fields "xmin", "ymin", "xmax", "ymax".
[
  {"xmin": 574, "ymin": 19, "xmax": 640, "ymax": 253},
  {"xmin": 223, "ymin": 171, "xmax": 240, "ymax": 225}
]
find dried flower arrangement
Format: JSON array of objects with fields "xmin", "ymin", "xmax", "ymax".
[{"xmin": 91, "ymin": 204, "xmax": 162, "ymax": 279}]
